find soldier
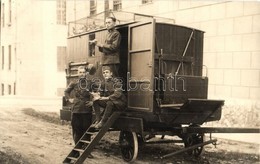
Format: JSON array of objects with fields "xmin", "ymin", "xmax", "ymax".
[
  {"xmin": 64, "ymin": 65, "xmax": 95, "ymax": 158},
  {"xmin": 92, "ymin": 66, "xmax": 126, "ymax": 129},
  {"xmin": 90, "ymin": 17, "xmax": 121, "ymax": 77}
]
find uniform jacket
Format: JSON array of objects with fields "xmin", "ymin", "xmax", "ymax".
[
  {"xmin": 100, "ymin": 78, "xmax": 126, "ymax": 110},
  {"xmin": 98, "ymin": 28, "xmax": 121, "ymax": 65},
  {"xmin": 64, "ymin": 78, "xmax": 93, "ymax": 113}
]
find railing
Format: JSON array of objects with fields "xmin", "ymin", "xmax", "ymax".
[{"xmin": 68, "ymin": 10, "xmax": 175, "ymax": 37}]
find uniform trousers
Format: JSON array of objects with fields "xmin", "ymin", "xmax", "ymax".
[{"xmin": 71, "ymin": 113, "xmax": 92, "ymax": 144}]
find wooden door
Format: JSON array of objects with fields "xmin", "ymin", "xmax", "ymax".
[{"xmin": 127, "ymin": 20, "xmax": 155, "ymax": 112}]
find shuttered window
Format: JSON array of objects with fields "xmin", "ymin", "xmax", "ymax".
[
  {"xmin": 56, "ymin": 0, "xmax": 66, "ymax": 25},
  {"xmin": 1, "ymin": 84, "xmax": 4, "ymax": 95},
  {"xmin": 8, "ymin": 85, "xmax": 11, "ymax": 95},
  {"xmin": 113, "ymin": 0, "xmax": 122, "ymax": 11},
  {"xmin": 1, "ymin": 46, "xmax": 4, "ymax": 70},
  {"xmin": 1, "ymin": 3, "xmax": 4, "ymax": 27},
  {"xmin": 142, "ymin": 0, "xmax": 153, "ymax": 4},
  {"xmin": 8, "ymin": 0, "xmax": 11, "ymax": 25},
  {"xmin": 90, "ymin": 0, "xmax": 96, "ymax": 16},
  {"xmin": 57, "ymin": 46, "xmax": 67, "ymax": 72},
  {"xmin": 8, "ymin": 45, "xmax": 11, "ymax": 70}
]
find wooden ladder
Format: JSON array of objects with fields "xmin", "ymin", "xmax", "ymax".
[{"xmin": 63, "ymin": 112, "xmax": 121, "ymax": 164}]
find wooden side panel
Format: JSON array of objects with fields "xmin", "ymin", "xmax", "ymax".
[
  {"xmin": 67, "ymin": 35, "xmax": 88, "ymax": 62},
  {"xmin": 155, "ymin": 24, "xmax": 204, "ymax": 76},
  {"xmin": 130, "ymin": 52, "xmax": 151, "ymax": 79},
  {"xmin": 131, "ymin": 25, "xmax": 153, "ymax": 50}
]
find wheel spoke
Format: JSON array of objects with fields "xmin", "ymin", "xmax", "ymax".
[
  {"xmin": 183, "ymin": 131, "xmax": 205, "ymax": 157},
  {"xmin": 119, "ymin": 131, "xmax": 138, "ymax": 162}
]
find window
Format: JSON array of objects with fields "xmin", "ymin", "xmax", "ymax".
[
  {"xmin": 89, "ymin": 34, "xmax": 95, "ymax": 57},
  {"xmin": 8, "ymin": 85, "xmax": 11, "ymax": 95},
  {"xmin": 1, "ymin": 46, "xmax": 4, "ymax": 70},
  {"xmin": 142, "ymin": 0, "xmax": 153, "ymax": 4},
  {"xmin": 1, "ymin": 3, "xmax": 4, "ymax": 27},
  {"xmin": 13, "ymin": 82, "xmax": 16, "ymax": 95},
  {"xmin": 90, "ymin": 0, "xmax": 96, "ymax": 16},
  {"xmin": 57, "ymin": 46, "xmax": 66, "ymax": 72},
  {"xmin": 56, "ymin": 0, "xmax": 66, "ymax": 25},
  {"xmin": 113, "ymin": 0, "xmax": 122, "ymax": 11},
  {"xmin": 8, "ymin": 45, "xmax": 11, "ymax": 70},
  {"xmin": 8, "ymin": 0, "xmax": 11, "ymax": 25},
  {"xmin": 1, "ymin": 84, "xmax": 4, "ymax": 95},
  {"xmin": 104, "ymin": 0, "xmax": 109, "ymax": 17}
]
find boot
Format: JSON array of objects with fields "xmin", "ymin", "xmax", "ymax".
[
  {"xmin": 93, "ymin": 102, "xmax": 101, "ymax": 124},
  {"xmin": 94, "ymin": 120, "xmax": 105, "ymax": 129},
  {"xmin": 94, "ymin": 104, "xmax": 113, "ymax": 128}
]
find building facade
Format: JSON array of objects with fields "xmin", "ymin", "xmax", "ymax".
[{"xmin": 0, "ymin": 0, "xmax": 67, "ymax": 97}]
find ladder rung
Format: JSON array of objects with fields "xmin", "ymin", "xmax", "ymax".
[
  {"xmin": 67, "ymin": 156, "xmax": 78, "ymax": 160},
  {"xmin": 85, "ymin": 132, "xmax": 95, "ymax": 135},
  {"xmin": 74, "ymin": 148, "xmax": 84, "ymax": 152},
  {"xmin": 63, "ymin": 112, "xmax": 122, "ymax": 163},
  {"xmin": 80, "ymin": 140, "xmax": 90, "ymax": 144}
]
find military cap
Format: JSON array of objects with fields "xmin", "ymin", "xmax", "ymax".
[{"xmin": 102, "ymin": 65, "xmax": 111, "ymax": 72}]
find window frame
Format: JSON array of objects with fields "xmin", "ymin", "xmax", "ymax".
[
  {"xmin": 1, "ymin": 83, "xmax": 4, "ymax": 95},
  {"xmin": 2, "ymin": 46, "xmax": 4, "ymax": 70},
  {"xmin": 8, "ymin": 84, "xmax": 11, "ymax": 95},
  {"xmin": 8, "ymin": 45, "xmax": 11, "ymax": 70},
  {"xmin": 1, "ymin": 3, "xmax": 5, "ymax": 27},
  {"xmin": 90, "ymin": 0, "xmax": 97, "ymax": 16},
  {"xmin": 56, "ymin": 0, "xmax": 66, "ymax": 25},
  {"xmin": 57, "ymin": 46, "xmax": 67, "ymax": 72},
  {"xmin": 142, "ymin": 0, "xmax": 153, "ymax": 4},
  {"xmin": 8, "ymin": 0, "xmax": 11, "ymax": 26}
]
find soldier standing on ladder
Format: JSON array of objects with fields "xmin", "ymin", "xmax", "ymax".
[{"xmin": 64, "ymin": 65, "xmax": 96, "ymax": 158}]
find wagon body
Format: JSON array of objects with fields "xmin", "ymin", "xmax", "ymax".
[
  {"xmin": 62, "ymin": 16, "xmax": 224, "ymax": 128},
  {"xmin": 62, "ymin": 12, "xmax": 260, "ymax": 164}
]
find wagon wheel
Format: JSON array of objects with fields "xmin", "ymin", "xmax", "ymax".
[
  {"xmin": 184, "ymin": 133, "xmax": 205, "ymax": 157},
  {"xmin": 119, "ymin": 131, "xmax": 138, "ymax": 162}
]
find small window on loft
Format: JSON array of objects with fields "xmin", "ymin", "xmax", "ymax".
[
  {"xmin": 89, "ymin": 33, "xmax": 96, "ymax": 57},
  {"xmin": 142, "ymin": 0, "xmax": 153, "ymax": 4},
  {"xmin": 113, "ymin": 0, "xmax": 122, "ymax": 11}
]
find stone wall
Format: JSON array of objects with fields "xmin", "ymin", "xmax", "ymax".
[{"xmin": 206, "ymin": 99, "xmax": 260, "ymax": 128}]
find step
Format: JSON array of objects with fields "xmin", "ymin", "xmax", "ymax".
[
  {"xmin": 79, "ymin": 140, "xmax": 90, "ymax": 144},
  {"xmin": 85, "ymin": 132, "xmax": 95, "ymax": 135},
  {"xmin": 67, "ymin": 156, "xmax": 78, "ymax": 160},
  {"xmin": 73, "ymin": 148, "xmax": 84, "ymax": 153}
]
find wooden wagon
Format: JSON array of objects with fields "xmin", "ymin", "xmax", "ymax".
[{"xmin": 61, "ymin": 11, "xmax": 259, "ymax": 163}]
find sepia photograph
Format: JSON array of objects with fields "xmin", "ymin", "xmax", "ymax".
[{"xmin": 0, "ymin": 0, "xmax": 259, "ymax": 163}]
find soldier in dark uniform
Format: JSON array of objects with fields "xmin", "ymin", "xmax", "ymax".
[
  {"xmin": 90, "ymin": 17, "xmax": 121, "ymax": 77},
  {"xmin": 64, "ymin": 66, "xmax": 95, "ymax": 146},
  {"xmin": 93, "ymin": 66, "xmax": 126, "ymax": 129}
]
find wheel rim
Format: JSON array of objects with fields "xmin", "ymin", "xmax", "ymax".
[
  {"xmin": 184, "ymin": 133, "xmax": 205, "ymax": 157},
  {"xmin": 119, "ymin": 131, "xmax": 138, "ymax": 162}
]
